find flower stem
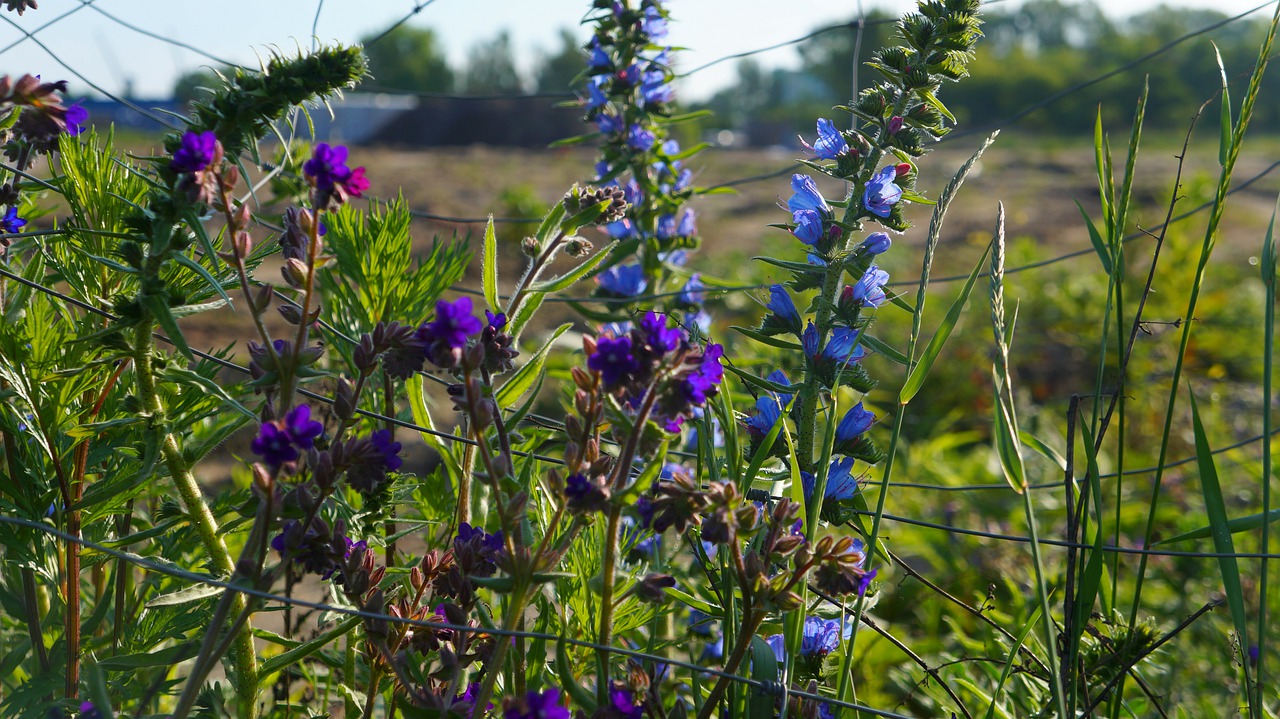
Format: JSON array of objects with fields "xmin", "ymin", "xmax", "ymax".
[{"xmin": 695, "ymin": 609, "xmax": 763, "ymax": 719}]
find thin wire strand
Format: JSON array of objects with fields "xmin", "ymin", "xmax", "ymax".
[
  {"xmin": 361, "ymin": 0, "xmax": 443, "ymax": 50},
  {"xmin": 0, "ymin": 0, "xmax": 94, "ymax": 56},
  {"xmin": 80, "ymin": 3, "xmax": 247, "ymax": 70}
]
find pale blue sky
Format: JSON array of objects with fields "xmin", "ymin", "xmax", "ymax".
[{"xmin": 0, "ymin": 0, "xmax": 1272, "ymax": 101}]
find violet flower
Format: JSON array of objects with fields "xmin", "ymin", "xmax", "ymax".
[
  {"xmin": 863, "ymin": 165, "xmax": 903, "ymax": 218},
  {"xmin": 170, "ymin": 130, "xmax": 218, "ymax": 173}
]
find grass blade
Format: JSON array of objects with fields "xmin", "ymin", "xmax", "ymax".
[
  {"xmin": 483, "ymin": 215, "xmax": 498, "ymax": 312},
  {"xmin": 900, "ymin": 243, "xmax": 991, "ymax": 404}
]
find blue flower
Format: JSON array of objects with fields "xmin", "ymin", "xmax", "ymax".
[
  {"xmin": 766, "ymin": 284, "xmax": 801, "ymax": 332},
  {"xmin": 861, "ymin": 232, "xmax": 892, "ymax": 255},
  {"xmin": 802, "ymin": 322, "xmax": 819, "ymax": 358},
  {"xmin": 595, "ymin": 112, "xmax": 623, "ymax": 134},
  {"xmin": 800, "ymin": 616, "xmax": 852, "ymax": 657},
  {"xmin": 679, "ymin": 273, "xmax": 705, "ymax": 305},
  {"xmin": 606, "ymin": 219, "xmax": 635, "ymax": 239},
  {"xmin": 744, "ymin": 394, "xmax": 783, "ymax": 439},
  {"xmin": 597, "ymin": 263, "xmax": 647, "ymax": 296},
  {"xmin": 622, "ymin": 178, "xmax": 644, "ymax": 206},
  {"xmin": 688, "ymin": 608, "xmax": 716, "ymax": 636},
  {"xmin": 627, "ymin": 124, "xmax": 656, "ymax": 151},
  {"xmin": 801, "ymin": 457, "xmax": 859, "ymax": 502},
  {"xmin": 788, "ymin": 174, "xmax": 831, "ymax": 215},
  {"xmin": 658, "ymin": 249, "xmax": 687, "ymax": 266},
  {"xmin": 863, "ymin": 165, "xmax": 903, "ymax": 218},
  {"xmin": 587, "ymin": 37, "xmax": 611, "ymax": 69},
  {"xmin": 251, "ymin": 405, "xmax": 323, "ymax": 466},
  {"xmin": 850, "ymin": 265, "xmax": 889, "ymax": 308},
  {"xmin": 702, "ymin": 636, "xmax": 724, "ymax": 661},
  {"xmin": 822, "ymin": 327, "xmax": 866, "ymax": 366},
  {"xmin": 765, "ymin": 370, "xmax": 793, "ymax": 407},
  {"xmin": 791, "ymin": 209, "xmax": 825, "ymax": 246},
  {"xmin": 677, "ymin": 209, "xmax": 697, "ymax": 237},
  {"xmin": 586, "ymin": 75, "xmax": 609, "ymax": 109},
  {"xmin": 766, "ymin": 633, "xmax": 787, "ymax": 663},
  {"xmin": 641, "ymin": 70, "xmax": 673, "ymax": 106},
  {"xmin": 617, "ymin": 63, "xmax": 642, "ymax": 87},
  {"xmin": 419, "ymin": 297, "xmax": 484, "ymax": 350},
  {"xmin": 674, "ymin": 168, "xmax": 694, "ymax": 192},
  {"xmin": 641, "ymin": 6, "xmax": 668, "ymax": 39},
  {"xmin": 836, "ymin": 402, "xmax": 875, "ymax": 444},
  {"xmin": 1, "ymin": 206, "xmax": 26, "ymax": 234},
  {"xmin": 803, "ymin": 118, "xmax": 848, "ymax": 159},
  {"xmin": 657, "ymin": 214, "xmax": 678, "ymax": 240}
]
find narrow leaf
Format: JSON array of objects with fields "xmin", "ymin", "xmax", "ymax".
[
  {"xmin": 531, "ymin": 242, "xmax": 617, "ymax": 293},
  {"xmin": 900, "ymin": 244, "xmax": 991, "ymax": 404},
  {"xmin": 496, "ymin": 323, "xmax": 572, "ymax": 406},
  {"xmin": 483, "ymin": 216, "xmax": 499, "ymax": 312}
]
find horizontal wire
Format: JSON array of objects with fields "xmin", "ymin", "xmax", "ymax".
[
  {"xmin": 2, "ymin": 257, "xmax": 1276, "ymax": 498},
  {"xmin": 0, "ymin": 512, "xmax": 916, "ymax": 719},
  {"xmin": 0, "ymin": 12, "xmax": 181, "ymax": 130}
]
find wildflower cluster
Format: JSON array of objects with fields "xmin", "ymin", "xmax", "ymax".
[
  {"xmin": 0, "ymin": 73, "xmax": 87, "ymax": 254},
  {"xmin": 579, "ymin": 0, "xmax": 708, "ymax": 326}
]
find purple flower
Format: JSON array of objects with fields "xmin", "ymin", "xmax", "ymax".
[
  {"xmin": 803, "ymin": 118, "xmax": 848, "ymax": 159},
  {"xmin": 681, "ymin": 344, "xmax": 724, "ymax": 405},
  {"xmin": 170, "ymin": 130, "xmax": 218, "ymax": 173},
  {"xmin": 766, "ymin": 284, "xmax": 801, "ymax": 331},
  {"xmin": 456, "ymin": 521, "xmax": 505, "ymax": 563},
  {"xmin": 486, "ymin": 310, "xmax": 507, "ymax": 332},
  {"xmin": 836, "ymin": 402, "xmax": 875, "ymax": 444},
  {"xmin": 589, "ymin": 334, "xmax": 640, "ymax": 388},
  {"xmin": 621, "ymin": 178, "xmax": 644, "ymax": 207},
  {"xmin": 251, "ymin": 405, "xmax": 323, "ymax": 466},
  {"xmin": 617, "ymin": 63, "xmax": 642, "ymax": 87},
  {"xmin": 79, "ymin": 701, "xmax": 102, "ymax": 719},
  {"xmin": 639, "ymin": 311, "xmax": 681, "ymax": 353},
  {"xmin": 788, "ymin": 174, "xmax": 831, "ymax": 215},
  {"xmin": 420, "ymin": 297, "xmax": 483, "ymax": 350},
  {"xmin": 801, "ymin": 457, "xmax": 859, "ymax": 502},
  {"xmin": 303, "ymin": 142, "xmax": 368, "ymax": 199},
  {"xmin": 850, "ymin": 265, "xmax": 889, "ymax": 308},
  {"xmin": 802, "ymin": 322, "xmax": 820, "ymax": 358},
  {"xmin": 370, "ymin": 429, "xmax": 402, "ymax": 470},
  {"xmin": 597, "ymin": 263, "xmax": 648, "ymax": 296},
  {"xmin": 861, "ymin": 232, "xmax": 892, "ymax": 255},
  {"xmin": 64, "ymin": 103, "xmax": 88, "ymax": 136},
  {"xmin": 1, "ymin": 207, "xmax": 26, "ymax": 234},
  {"xmin": 863, "ymin": 165, "xmax": 903, "ymax": 218},
  {"xmin": 586, "ymin": 75, "xmax": 609, "ymax": 109},
  {"xmin": 678, "ymin": 273, "xmax": 705, "ymax": 306},
  {"xmin": 641, "ymin": 6, "xmax": 669, "ymax": 39},
  {"xmin": 609, "ymin": 686, "xmax": 644, "ymax": 719},
  {"xmin": 791, "ymin": 209, "xmax": 825, "ymax": 246},
  {"xmin": 766, "ymin": 633, "xmax": 787, "ymax": 663},
  {"xmin": 503, "ymin": 688, "xmax": 571, "ymax": 719},
  {"xmin": 674, "ymin": 167, "xmax": 694, "ymax": 192},
  {"xmin": 857, "ymin": 567, "xmax": 877, "ymax": 597},
  {"xmin": 284, "ymin": 405, "xmax": 323, "ymax": 448},
  {"xmin": 627, "ymin": 124, "xmax": 656, "ymax": 151},
  {"xmin": 657, "ymin": 213, "xmax": 678, "ymax": 240},
  {"xmin": 595, "ymin": 112, "xmax": 623, "ymax": 135}
]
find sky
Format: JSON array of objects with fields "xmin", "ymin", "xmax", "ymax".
[{"xmin": 0, "ymin": 0, "xmax": 1275, "ymax": 102}]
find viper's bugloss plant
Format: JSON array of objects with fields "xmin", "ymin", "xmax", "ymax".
[{"xmin": 568, "ymin": 0, "xmax": 710, "ymax": 329}]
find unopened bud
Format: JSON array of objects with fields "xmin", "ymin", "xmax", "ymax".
[
  {"xmin": 334, "ymin": 378, "xmax": 356, "ymax": 420},
  {"xmin": 297, "ymin": 344, "xmax": 324, "ymax": 366},
  {"xmin": 887, "ymin": 115, "xmax": 904, "ymax": 135},
  {"xmin": 251, "ymin": 463, "xmax": 273, "ymax": 497},
  {"xmin": 571, "ymin": 366, "xmax": 593, "ymax": 391},
  {"xmin": 278, "ymin": 303, "xmax": 302, "ymax": 325},
  {"xmin": 252, "ymin": 283, "xmax": 273, "ymax": 313},
  {"xmin": 282, "ymin": 258, "xmax": 309, "ymax": 288},
  {"xmin": 564, "ymin": 237, "xmax": 593, "ymax": 258},
  {"xmin": 233, "ymin": 230, "xmax": 253, "ymax": 258},
  {"xmin": 521, "ymin": 236, "xmax": 541, "ymax": 257}
]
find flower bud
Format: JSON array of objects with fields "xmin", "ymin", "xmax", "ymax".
[
  {"xmin": 634, "ymin": 573, "xmax": 676, "ymax": 603},
  {"xmin": 861, "ymin": 232, "xmax": 891, "ymax": 256},
  {"xmin": 521, "ymin": 236, "xmax": 541, "ymax": 257},
  {"xmin": 887, "ymin": 115, "xmax": 904, "ymax": 135},
  {"xmin": 297, "ymin": 343, "xmax": 325, "ymax": 366},
  {"xmin": 282, "ymin": 258, "xmax": 309, "ymax": 288},
  {"xmin": 334, "ymin": 378, "xmax": 356, "ymax": 421},
  {"xmin": 565, "ymin": 237, "xmax": 594, "ymax": 258},
  {"xmin": 232, "ymin": 230, "xmax": 253, "ymax": 258},
  {"xmin": 278, "ymin": 303, "xmax": 302, "ymax": 325}
]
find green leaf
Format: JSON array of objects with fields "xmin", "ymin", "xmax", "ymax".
[
  {"xmin": 508, "ymin": 291, "xmax": 546, "ymax": 339},
  {"xmin": 531, "ymin": 242, "xmax": 618, "ymax": 293},
  {"xmin": 1075, "ymin": 200, "xmax": 1112, "ymax": 275},
  {"xmin": 161, "ymin": 366, "xmax": 255, "ymax": 419},
  {"xmin": 172, "ymin": 251, "xmax": 233, "ymax": 306},
  {"xmin": 142, "ymin": 294, "xmax": 193, "ymax": 362},
  {"xmin": 991, "ymin": 376, "xmax": 1025, "ymax": 492},
  {"xmin": 534, "ymin": 202, "xmax": 567, "ymax": 244},
  {"xmin": 747, "ymin": 636, "xmax": 780, "ymax": 719},
  {"xmin": 1189, "ymin": 389, "xmax": 1250, "ymax": 661},
  {"xmin": 861, "ymin": 334, "xmax": 909, "ymax": 366},
  {"xmin": 724, "ymin": 365, "xmax": 794, "ymax": 396},
  {"xmin": 919, "ymin": 89, "xmax": 955, "ymax": 123},
  {"xmin": 258, "ymin": 616, "xmax": 361, "ymax": 681},
  {"xmin": 1214, "ymin": 43, "xmax": 1234, "ymax": 167},
  {"xmin": 556, "ymin": 634, "xmax": 597, "ymax": 713},
  {"xmin": 900, "ymin": 243, "xmax": 991, "ymax": 404},
  {"xmin": 146, "ymin": 583, "xmax": 224, "ymax": 608},
  {"xmin": 982, "ymin": 604, "xmax": 1042, "ymax": 719},
  {"xmin": 483, "ymin": 215, "xmax": 499, "ymax": 313},
  {"xmin": 1019, "ymin": 431, "xmax": 1067, "ymax": 471},
  {"xmin": 98, "ymin": 641, "xmax": 199, "ymax": 670},
  {"xmin": 663, "ymin": 587, "xmax": 721, "ymax": 615},
  {"xmin": 496, "ymin": 323, "xmax": 572, "ymax": 406},
  {"xmin": 731, "ymin": 325, "xmax": 802, "ymax": 351}
]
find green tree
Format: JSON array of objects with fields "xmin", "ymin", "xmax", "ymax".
[
  {"xmin": 535, "ymin": 28, "xmax": 585, "ymax": 93},
  {"xmin": 172, "ymin": 68, "xmax": 220, "ymax": 104},
  {"xmin": 463, "ymin": 31, "xmax": 525, "ymax": 95},
  {"xmin": 359, "ymin": 23, "xmax": 455, "ymax": 92}
]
